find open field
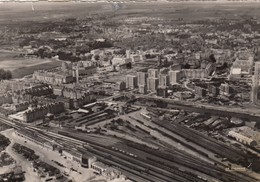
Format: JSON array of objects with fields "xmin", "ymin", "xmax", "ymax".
[
  {"xmin": 0, "ymin": 58, "xmax": 52, "ymax": 71},
  {"xmin": 0, "ymin": 52, "xmax": 62, "ymax": 78},
  {"xmin": 0, "ymin": 50, "xmax": 21, "ymax": 61},
  {"xmin": 10, "ymin": 59, "xmax": 62, "ymax": 78}
]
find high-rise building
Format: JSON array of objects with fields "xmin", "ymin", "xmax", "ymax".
[
  {"xmin": 138, "ymin": 85, "xmax": 147, "ymax": 94},
  {"xmin": 137, "ymin": 72, "xmax": 148, "ymax": 86},
  {"xmin": 147, "ymin": 77, "xmax": 159, "ymax": 92},
  {"xmin": 148, "ymin": 69, "xmax": 159, "ymax": 78},
  {"xmin": 72, "ymin": 68, "xmax": 79, "ymax": 84},
  {"xmin": 159, "ymin": 74, "xmax": 169, "ymax": 87},
  {"xmin": 251, "ymin": 62, "xmax": 260, "ymax": 103},
  {"xmin": 169, "ymin": 70, "xmax": 181, "ymax": 85},
  {"xmin": 125, "ymin": 75, "xmax": 137, "ymax": 89}
]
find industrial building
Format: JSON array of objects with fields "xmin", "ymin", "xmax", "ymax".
[{"xmin": 228, "ymin": 131, "xmax": 257, "ymax": 146}]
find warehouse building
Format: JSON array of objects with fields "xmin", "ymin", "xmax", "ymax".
[{"xmin": 228, "ymin": 131, "xmax": 257, "ymax": 146}]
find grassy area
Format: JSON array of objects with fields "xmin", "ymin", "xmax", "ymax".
[
  {"xmin": 0, "ymin": 51, "xmax": 19, "ymax": 62},
  {"xmin": 0, "ymin": 52, "xmax": 62, "ymax": 78},
  {"xmin": 11, "ymin": 60, "xmax": 62, "ymax": 78}
]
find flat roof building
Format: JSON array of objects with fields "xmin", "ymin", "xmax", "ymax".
[{"xmin": 228, "ymin": 131, "xmax": 257, "ymax": 146}]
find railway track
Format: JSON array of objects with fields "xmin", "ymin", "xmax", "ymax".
[
  {"xmin": 126, "ymin": 142, "xmax": 256, "ymax": 182},
  {"xmin": 132, "ymin": 95, "xmax": 260, "ymax": 121},
  {"xmin": 152, "ymin": 118, "xmax": 249, "ymax": 164},
  {"xmin": 76, "ymin": 112, "xmax": 108, "ymax": 126},
  {"xmin": 128, "ymin": 116, "xmax": 214, "ymax": 162},
  {"xmin": 58, "ymin": 130, "xmax": 208, "ymax": 182},
  {"xmin": 1, "ymin": 116, "xmax": 257, "ymax": 182},
  {"xmin": 69, "ymin": 110, "xmax": 105, "ymax": 124},
  {"xmin": 83, "ymin": 144, "xmax": 192, "ymax": 182}
]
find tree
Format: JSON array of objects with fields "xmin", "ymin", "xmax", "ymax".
[
  {"xmin": 209, "ymin": 54, "xmax": 216, "ymax": 63},
  {"xmin": 0, "ymin": 69, "xmax": 12, "ymax": 80},
  {"xmin": 94, "ymin": 54, "xmax": 100, "ymax": 61}
]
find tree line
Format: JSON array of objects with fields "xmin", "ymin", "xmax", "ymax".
[{"xmin": 0, "ymin": 69, "xmax": 12, "ymax": 80}]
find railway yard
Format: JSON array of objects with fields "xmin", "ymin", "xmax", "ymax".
[
  {"xmin": 1, "ymin": 96, "xmax": 260, "ymax": 182},
  {"xmin": 1, "ymin": 1, "xmax": 260, "ymax": 182}
]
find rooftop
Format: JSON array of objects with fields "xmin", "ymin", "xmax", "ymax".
[{"xmin": 92, "ymin": 161, "xmax": 107, "ymax": 170}]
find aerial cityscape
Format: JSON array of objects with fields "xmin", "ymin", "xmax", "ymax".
[{"xmin": 0, "ymin": 1, "xmax": 260, "ymax": 182}]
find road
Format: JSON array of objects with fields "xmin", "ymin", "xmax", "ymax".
[
  {"xmin": 1, "ymin": 129, "xmax": 105, "ymax": 182},
  {"xmin": 0, "ymin": 120, "xmax": 118, "ymax": 182},
  {"xmin": 183, "ymin": 80, "xmax": 194, "ymax": 91},
  {"xmin": 1, "ymin": 129, "xmax": 41, "ymax": 182}
]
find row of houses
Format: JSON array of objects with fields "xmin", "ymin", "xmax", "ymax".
[{"xmin": 22, "ymin": 102, "xmax": 65, "ymax": 122}]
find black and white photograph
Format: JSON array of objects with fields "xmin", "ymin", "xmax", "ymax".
[{"xmin": 0, "ymin": 0, "xmax": 260, "ymax": 181}]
